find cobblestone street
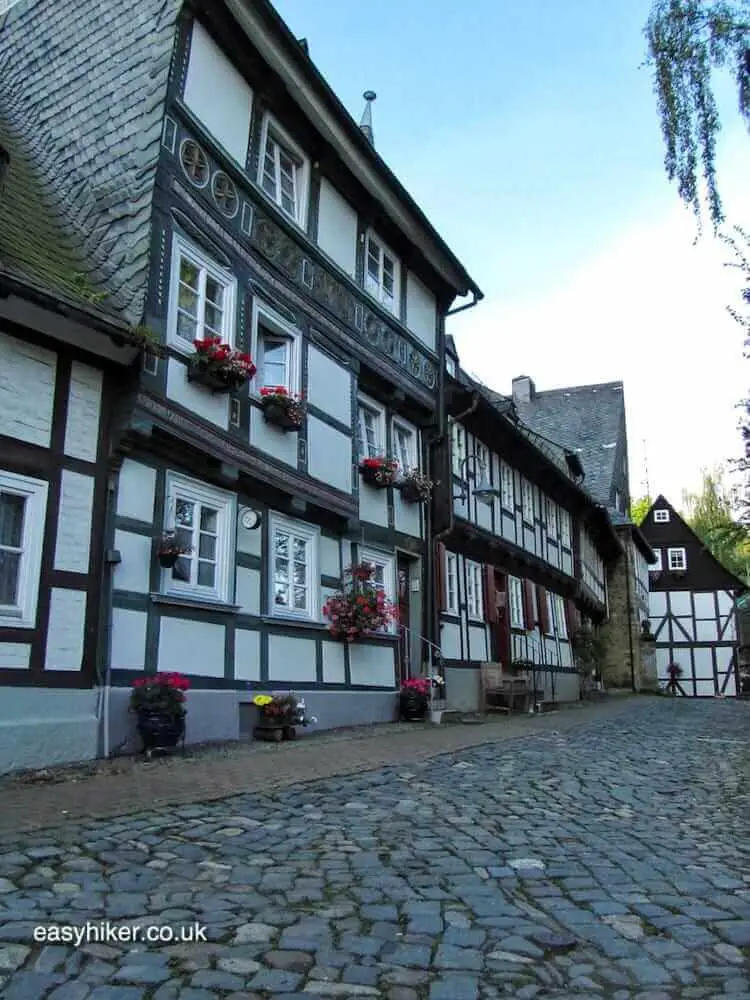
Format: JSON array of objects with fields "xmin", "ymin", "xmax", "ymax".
[{"xmin": 0, "ymin": 698, "xmax": 749, "ymax": 999}]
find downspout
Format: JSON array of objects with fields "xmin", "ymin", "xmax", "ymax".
[
  {"xmin": 624, "ymin": 535, "xmax": 636, "ymax": 692},
  {"xmin": 97, "ymin": 469, "xmax": 119, "ymax": 760}
]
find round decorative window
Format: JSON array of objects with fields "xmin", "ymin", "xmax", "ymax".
[
  {"xmin": 179, "ymin": 139, "xmax": 209, "ymax": 188},
  {"xmin": 211, "ymin": 171, "xmax": 239, "ymax": 218}
]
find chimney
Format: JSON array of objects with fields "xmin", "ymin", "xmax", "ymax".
[
  {"xmin": 359, "ymin": 91, "xmax": 376, "ymax": 147},
  {"xmin": 297, "ymin": 37, "xmax": 309, "ymax": 56},
  {"xmin": 511, "ymin": 375, "xmax": 535, "ymax": 403}
]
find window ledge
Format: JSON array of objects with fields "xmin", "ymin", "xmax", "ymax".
[
  {"xmin": 150, "ymin": 593, "xmax": 240, "ymax": 614},
  {"xmin": 263, "ymin": 615, "xmax": 326, "ymax": 630}
]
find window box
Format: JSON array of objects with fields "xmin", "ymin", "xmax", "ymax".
[
  {"xmin": 359, "ymin": 457, "xmax": 398, "ymax": 488},
  {"xmin": 259, "ymin": 387, "xmax": 305, "ymax": 431},
  {"xmin": 322, "ymin": 560, "xmax": 397, "ymax": 642},
  {"xmin": 398, "ymin": 469, "xmax": 433, "ymax": 504},
  {"xmin": 188, "ymin": 337, "xmax": 256, "ymax": 393},
  {"xmin": 155, "ymin": 532, "xmax": 192, "ymax": 569}
]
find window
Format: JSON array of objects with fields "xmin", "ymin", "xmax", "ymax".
[
  {"xmin": 258, "ymin": 114, "xmax": 309, "ymax": 227},
  {"xmin": 553, "ymin": 594, "xmax": 568, "ymax": 639},
  {"xmin": 0, "ymin": 470, "xmax": 47, "ymax": 629},
  {"xmin": 500, "ymin": 462, "xmax": 514, "ymax": 511},
  {"xmin": 446, "ymin": 357, "xmax": 456, "ymax": 377},
  {"xmin": 465, "ymin": 561, "xmax": 484, "ymax": 620},
  {"xmin": 545, "ymin": 497, "xmax": 558, "ymax": 538},
  {"xmin": 614, "ymin": 490, "xmax": 622, "ymax": 514},
  {"xmin": 360, "ymin": 547, "xmax": 396, "ymax": 633},
  {"xmin": 270, "ymin": 515, "xmax": 320, "ymax": 620},
  {"xmin": 445, "ymin": 552, "xmax": 458, "ymax": 614},
  {"xmin": 393, "ymin": 422, "xmax": 417, "ymax": 473},
  {"xmin": 521, "ymin": 478, "xmax": 534, "ymax": 523},
  {"xmin": 357, "ymin": 398, "xmax": 385, "ymax": 459},
  {"xmin": 251, "ymin": 301, "xmax": 301, "ymax": 394},
  {"xmin": 508, "ymin": 576, "xmax": 525, "ymax": 630},
  {"xmin": 668, "ymin": 547, "xmax": 687, "ymax": 571},
  {"xmin": 560, "ymin": 511, "xmax": 572, "ymax": 548},
  {"xmin": 364, "ymin": 231, "xmax": 400, "ymax": 315},
  {"xmin": 654, "ymin": 509, "xmax": 670, "ymax": 523},
  {"xmin": 475, "ymin": 443, "xmax": 490, "ymax": 482},
  {"xmin": 545, "ymin": 591, "xmax": 555, "ymax": 635},
  {"xmin": 651, "ymin": 548, "xmax": 662, "ymax": 572},
  {"xmin": 168, "ymin": 234, "xmax": 236, "ymax": 352},
  {"xmin": 164, "ymin": 474, "xmax": 235, "ymax": 603},
  {"xmin": 450, "ymin": 420, "xmax": 466, "ymax": 478}
]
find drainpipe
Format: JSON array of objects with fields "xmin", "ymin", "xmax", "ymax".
[
  {"xmin": 624, "ymin": 536, "xmax": 636, "ymax": 692},
  {"xmin": 446, "ymin": 289, "xmax": 483, "ymax": 317},
  {"xmin": 97, "ymin": 470, "xmax": 119, "ymax": 760}
]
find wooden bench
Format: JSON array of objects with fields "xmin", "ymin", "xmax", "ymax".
[{"xmin": 480, "ymin": 662, "xmax": 532, "ymax": 714}]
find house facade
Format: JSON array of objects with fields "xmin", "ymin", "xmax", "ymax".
[
  {"xmin": 641, "ymin": 495, "xmax": 744, "ymax": 697},
  {"xmin": 436, "ymin": 347, "xmax": 621, "ymax": 711},
  {"xmin": 0, "ymin": 0, "xmax": 481, "ymax": 756}
]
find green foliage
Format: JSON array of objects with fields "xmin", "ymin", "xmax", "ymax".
[
  {"xmin": 570, "ymin": 625, "xmax": 608, "ymax": 678},
  {"xmin": 644, "ymin": 0, "xmax": 750, "ymax": 230},
  {"xmin": 629, "ymin": 495, "xmax": 653, "ymax": 525},
  {"xmin": 71, "ymin": 272, "xmax": 109, "ymax": 305},
  {"xmin": 683, "ymin": 468, "xmax": 750, "ymax": 578}
]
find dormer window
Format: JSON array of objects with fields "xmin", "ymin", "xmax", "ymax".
[
  {"xmin": 654, "ymin": 509, "xmax": 670, "ymax": 523},
  {"xmin": 364, "ymin": 231, "xmax": 400, "ymax": 316},
  {"xmin": 167, "ymin": 234, "xmax": 236, "ymax": 353},
  {"xmin": 258, "ymin": 114, "xmax": 309, "ymax": 228}
]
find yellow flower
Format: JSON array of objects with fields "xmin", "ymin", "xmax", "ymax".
[{"xmin": 252, "ymin": 694, "xmax": 273, "ymax": 707}]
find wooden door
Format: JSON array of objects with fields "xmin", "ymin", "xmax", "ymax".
[
  {"xmin": 397, "ymin": 556, "xmax": 411, "ymax": 683},
  {"xmin": 493, "ymin": 570, "xmax": 510, "ymax": 667}
]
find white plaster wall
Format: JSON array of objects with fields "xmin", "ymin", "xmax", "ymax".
[
  {"xmin": 322, "ymin": 640, "xmax": 346, "ymax": 684},
  {"xmin": 236, "ymin": 566, "xmax": 260, "ymax": 615},
  {"xmin": 250, "ymin": 407, "xmax": 298, "ymax": 467},
  {"xmin": 440, "ymin": 620, "xmax": 461, "ymax": 660},
  {"xmin": 349, "ymin": 643, "xmax": 395, "ymax": 687},
  {"xmin": 669, "ymin": 591, "xmax": 692, "ymax": 616},
  {"xmin": 0, "ymin": 688, "xmax": 98, "ymax": 774},
  {"xmin": 0, "ymin": 644, "xmax": 31, "ymax": 669},
  {"xmin": 237, "ymin": 511, "xmax": 262, "ymax": 556},
  {"xmin": 45, "ymin": 589, "xmax": 87, "ymax": 671},
  {"xmin": 64, "ymin": 362, "xmax": 102, "ymax": 463},
  {"xmin": 695, "ymin": 619, "xmax": 719, "ymax": 642},
  {"xmin": 158, "ymin": 618, "xmax": 225, "ymax": 678},
  {"xmin": 649, "ymin": 591, "xmax": 667, "ymax": 617},
  {"xmin": 113, "ymin": 531, "xmax": 152, "ymax": 593},
  {"xmin": 54, "ymin": 470, "xmax": 95, "ymax": 574},
  {"xmin": 693, "ymin": 592, "xmax": 716, "ymax": 618},
  {"xmin": 307, "ymin": 417, "xmax": 352, "ymax": 493},
  {"xmin": 502, "ymin": 513, "xmax": 516, "ymax": 543},
  {"xmin": 111, "ymin": 608, "xmax": 147, "ymax": 670},
  {"xmin": 718, "ymin": 591, "xmax": 734, "ymax": 615},
  {"xmin": 235, "ymin": 628, "xmax": 260, "ymax": 681},
  {"xmin": 445, "ymin": 667, "xmax": 480, "ymax": 712},
  {"xmin": 268, "ymin": 634, "xmax": 317, "ymax": 682},
  {"xmin": 674, "ymin": 616, "xmax": 695, "ymax": 641},
  {"xmin": 359, "ymin": 482, "xmax": 388, "ymax": 527},
  {"xmin": 475, "ymin": 499, "xmax": 492, "ymax": 533},
  {"xmin": 693, "ymin": 647, "xmax": 713, "ymax": 676},
  {"xmin": 316, "ymin": 178, "xmax": 358, "ymax": 278},
  {"xmin": 467, "ymin": 625, "xmax": 488, "ymax": 662},
  {"xmin": 405, "ymin": 272, "xmax": 437, "ymax": 351},
  {"xmin": 394, "ymin": 491, "xmax": 421, "ymax": 538},
  {"xmin": 320, "ymin": 536, "xmax": 341, "ymax": 578},
  {"xmin": 117, "ymin": 459, "xmax": 156, "ymax": 524},
  {"xmin": 0, "ymin": 330, "xmax": 56, "ymax": 447},
  {"xmin": 183, "ymin": 20, "xmax": 253, "ymax": 166},
  {"xmin": 722, "ymin": 616, "xmax": 737, "ymax": 641},
  {"xmin": 167, "ymin": 359, "xmax": 229, "ymax": 429},
  {"xmin": 307, "ymin": 346, "xmax": 352, "ymax": 427}
]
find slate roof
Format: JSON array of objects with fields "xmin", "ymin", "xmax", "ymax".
[{"xmin": 513, "ymin": 381, "xmax": 626, "ymax": 510}]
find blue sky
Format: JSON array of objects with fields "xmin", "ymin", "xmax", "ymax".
[{"xmin": 275, "ymin": 0, "xmax": 749, "ymax": 506}]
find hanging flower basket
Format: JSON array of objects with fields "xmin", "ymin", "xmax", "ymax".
[
  {"xmin": 155, "ymin": 533, "xmax": 192, "ymax": 568},
  {"xmin": 188, "ymin": 336, "xmax": 256, "ymax": 393},
  {"xmin": 322, "ymin": 563, "xmax": 399, "ymax": 642},
  {"xmin": 398, "ymin": 468, "xmax": 433, "ymax": 503},
  {"xmin": 259, "ymin": 386, "xmax": 305, "ymax": 431},
  {"xmin": 359, "ymin": 456, "xmax": 398, "ymax": 488}
]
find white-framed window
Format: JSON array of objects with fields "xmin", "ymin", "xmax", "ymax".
[
  {"xmin": 393, "ymin": 421, "xmax": 417, "ymax": 473},
  {"xmin": 545, "ymin": 497, "xmax": 559, "ymax": 539},
  {"xmin": 0, "ymin": 470, "xmax": 48, "ymax": 629},
  {"xmin": 445, "ymin": 551, "xmax": 458, "ymax": 614},
  {"xmin": 560, "ymin": 510, "xmax": 572, "ymax": 548},
  {"xmin": 654, "ymin": 509, "xmax": 670, "ymax": 523},
  {"xmin": 474, "ymin": 443, "xmax": 490, "ymax": 484},
  {"xmin": 450, "ymin": 420, "xmax": 466, "ymax": 478},
  {"xmin": 250, "ymin": 300, "xmax": 301, "ymax": 394},
  {"xmin": 360, "ymin": 546, "xmax": 396, "ymax": 633},
  {"xmin": 545, "ymin": 591, "xmax": 555, "ymax": 635},
  {"xmin": 553, "ymin": 593, "xmax": 568, "ymax": 639},
  {"xmin": 521, "ymin": 478, "xmax": 534, "ymax": 523},
  {"xmin": 668, "ymin": 547, "xmax": 687, "ymax": 571},
  {"xmin": 164, "ymin": 473, "xmax": 236, "ymax": 603},
  {"xmin": 500, "ymin": 462, "xmax": 514, "ymax": 511},
  {"xmin": 614, "ymin": 490, "xmax": 623, "ymax": 513},
  {"xmin": 508, "ymin": 576, "xmax": 525, "ymax": 630},
  {"xmin": 364, "ymin": 231, "xmax": 400, "ymax": 316},
  {"xmin": 357, "ymin": 397, "xmax": 385, "ymax": 459},
  {"xmin": 257, "ymin": 113, "xmax": 310, "ymax": 228},
  {"xmin": 465, "ymin": 560, "xmax": 484, "ymax": 621},
  {"xmin": 269, "ymin": 514, "xmax": 320, "ymax": 620},
  {"xmin": 651, "ymin": 548, "xmax": 663, "ymax": 572},
  {"xmin": 167, "ymin": 234, "xmax": 237, "ymax": 353}
]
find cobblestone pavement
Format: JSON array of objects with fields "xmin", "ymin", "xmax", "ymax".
[{"xmin": 0, "ymin": 699, "xmax": 749, "ymax": 1000}]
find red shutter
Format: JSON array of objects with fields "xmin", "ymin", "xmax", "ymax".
[
  {"xmin": 538, "ymin": 586, "xmax": 550, "ymax": 634},
  {"xmin": 484, "ymin": 565, "xmax": 498, "ymax": 624},
  {"xmin": 565, "ymin": 599, "xmax": 578, "ymax": 638},
  {"xmin": 435, "ymin": 542, "xmax": 446, "ymax": 612},
  {"xmin": 522, "ymin": 579, "xmax": 534, "ymax": 629}
]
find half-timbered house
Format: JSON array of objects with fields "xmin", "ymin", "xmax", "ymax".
[
  {"xmin": 0, "ymin": 0, "xmax": 481, "ymax": 752},
  {"xmin": 640, "ymin": 495, "xmax": 744, "ymax": 696}
]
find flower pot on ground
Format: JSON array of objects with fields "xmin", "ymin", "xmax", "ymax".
[
  {"xmin": 399, "ymin": 678, "xmax": 430, "ymax": 721},
  {"xmin": 359, "ymin": 456, "xmax": 398, "ymax": 488},
  {"xmin": 251, "ymin": 692, "xmax": 317, "ymax": 741},
  {"xmin": 398, "ymin": 468, "xmax": 433, "ymax": 504},
  {"xmin": 129, "ymin": 672, "xmax": 190, "ymax": 755},
  {"xmin": 155, "ymin": 533, "xmax": 192, "ymax": 568},
  {"xmin": 188, "ymin": 336, "xmax": 256, "ymax": 393},
  {"xmin": 259, "ymin": 386, "xmax": 305, "ymax": 430},
  {"xmin": 322, "ymin": 563, "xmax": 399, "ymax": 642}
]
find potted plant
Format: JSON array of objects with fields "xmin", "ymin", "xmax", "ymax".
[
  {"xmin": 428, "ymin": 674, "xmax": 447, "ymax": 723},
  {"xmin": 155, "ymin": 532, "xmax": 192, "ymax": 568},
  {"xmin": 259, "ymin": 385, "xmax": 305, "ymax": 430},
  {"xmin": 322, "ymin": 563, "xmax": 398, "ymax": 642},
  {"xmin": 188, "ymin": 335, "xmax": 256, "ymax": 393},
  {"xmin": 252, "ymin": 692, "xmax": 317, "ymax": 742},
  {"xmin": 399, "ymin": 677, "xmax": 430, "ymax": 721},
  {"xmin": 399, "ymin": 468, "xmax": 433, "ymax": 504},
  {"xmin": 359, "ymin": 455, "xmax": 399, "ymax": 488},
  {"xmin": 130, "ymin": 672, "xmax": 190, "ymax": 755}
]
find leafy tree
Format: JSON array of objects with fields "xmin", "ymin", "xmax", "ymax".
[
  {"xmin": 683, "ymin": 469, "xmax": 750, "ymax": 578},
  {"xmin": 629, "ymin": 495, "xmax": 653, "ymax": 525},
  {"xmin": 644, "ymin": 0, "xmax": 750, "ymax": 230},
  {"xmin": 722, "ymin": 227, "xmax": 750, "ymax": 522}
]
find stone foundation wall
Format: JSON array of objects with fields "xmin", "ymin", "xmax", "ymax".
[{"xmin": 601, "ymin": 551, "xmax": 642, "ymax": 690}]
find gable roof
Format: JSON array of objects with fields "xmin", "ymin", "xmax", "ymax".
[{"xmin": 513, "ymin": 380, "xmax": 626, "ymax": 511}]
